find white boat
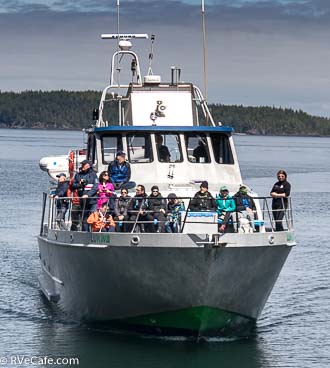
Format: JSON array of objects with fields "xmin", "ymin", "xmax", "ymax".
[
  {"xmin": 37, "ymin": 26, "xmax": 295, "ymax": 340},
  {"xmin": 39, "ymin": 148, "xmax": 87, "ymax": 181}
]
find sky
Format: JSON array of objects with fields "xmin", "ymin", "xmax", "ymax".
[{"xmin": 1, "ymin": 1, "xmax": 330, "ymax": 117}]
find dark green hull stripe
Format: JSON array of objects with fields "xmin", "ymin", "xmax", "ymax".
[{"xmin": 115, "ymin": 306, "xmax": 253, "ymax": 332}]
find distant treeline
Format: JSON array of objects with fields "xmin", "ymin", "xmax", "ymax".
[{"xmin": 1, "ymin": 90, "xmax": 330, "ymax": 135}]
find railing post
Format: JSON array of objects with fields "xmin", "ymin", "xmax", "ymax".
[
  {"xmin": 180, "ymin": 198, "xmax": 191, "ymax": 233},
  {"xmin": 40, "ymin": 192, "xmax": 48, "ymax": 236}
]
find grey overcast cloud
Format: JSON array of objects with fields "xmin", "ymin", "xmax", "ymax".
[{"xmin": 1, "ymin": 0, "xmax": 330, "ymax": 117}]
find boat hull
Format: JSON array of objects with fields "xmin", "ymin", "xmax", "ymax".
[{"xmin": 37, "ymin": 230, "xmax": 294, "ymax": 338}]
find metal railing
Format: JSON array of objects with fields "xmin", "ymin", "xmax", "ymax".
[{"xmin": 40, "ymin": 194, "xmax": 294, "ymax": 235}]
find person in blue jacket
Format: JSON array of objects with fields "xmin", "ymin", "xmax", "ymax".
[
  {"xmin": 71, "ymin": 159, "xmax": 98, "ymax": 231},
  {"xmin": 108, "ymin": 151, "xmax": 136, "ymax": 190},
  {"xmin": 215, "ymin": 185, "xmax": 236, "ymax": 232}
]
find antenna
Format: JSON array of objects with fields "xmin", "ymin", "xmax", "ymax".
[
  {"xmin": 117, "ymin": 0, "xmax": 120, "ymax": 53},
  {"xmin": 101, "ymin": 34, "xmax": 149, "ymax": 40},
  {"xmin": 201, "ymin": 0, "xmax": 207, "ymax": 102},
  {"xmin": 116, "ymin": 1, "xmax": 121, "ymax": 98}
]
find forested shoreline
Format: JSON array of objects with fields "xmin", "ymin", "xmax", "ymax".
[{"xmin": 1, "ymin": 90, "xmax": 330, "ymax": 135}]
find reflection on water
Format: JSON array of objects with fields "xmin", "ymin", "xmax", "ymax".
[
  {"xmin": 34, "ymin": 324, "xmax": 271, "ymax": 368},
  {"xmin": 0, "ymin": 129, "xmax": 330, "ymax": 368}
]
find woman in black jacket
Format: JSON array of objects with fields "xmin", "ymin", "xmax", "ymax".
[{"xmin": 270, "ymin": 170, "xmax": 291, "ymax": 231}]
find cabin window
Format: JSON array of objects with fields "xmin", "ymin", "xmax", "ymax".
[
  {"xmin": 185, "ymin": 134, "xmax": 210, "ymax": 163},
  {"xmin": 101, "ymin": 135, "xmax": 123, "ymax": 164},
  {"xmin": 210, "ymin": 134, "xmax": 234, "ymax": 164},
  {"xmin": 127, "ymin": 133, "xmax": 153, "ymax": 163},
  {"xmin": 155, "ymin": 133, "xmax": 183, "ymax": 163}
]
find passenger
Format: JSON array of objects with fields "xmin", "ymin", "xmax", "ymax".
[
  {"xmin": 189, "ymin": 181, "xmax": 216, "ymax": 211},
  {"xmin": 108, "ymin": 151, "xmax": 136, "ymax": 190},
  {"xmin": 69, "ymin": 164, "xmax": 83, "ymax": 231},
  {"xmin": 71, "ymin": 159, "xmax": 98, "ymax": 232},
  {"xmin": 165, "ymin": 193, "xmax": 185, "ymax": 233},
  {"xmin": 87, "ymin": 203, "xmax": 116, "ymax": 232},
  {"xmin": 128, "ymin": 184, "xmax": 153, "ymax": 232},
  {"xmin": 113, "ymin": 188, "xmax": 131, "ymax": 232},
  {"xmin": 97, "ymin": 171, "xmax": 115, "ymax": 210},
  {"xmin": 233, "ymin": 185, "xmax": 256, "ymax": 231},
  {"xmin": 156, "ymin": 135, "xmax": 171, "ymax": 162},
  {"xmin": 193, "ymin": 139, "xmax": 208, "ymax": 163},
  {"xmin": 215, "ymin": 185, "xmax": 236, "ymax": 233},
  {"xmin": 270, "ymin": 170, "xmax": 291, "ymax": 231},
  {"xmin": 53, "ymin": 172, "xmax": 69, "ymax": 230},
  {"xmin": 148, "ymin": 185, "xmax": 166, "ymax": 232}
]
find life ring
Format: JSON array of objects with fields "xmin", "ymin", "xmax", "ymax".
[
  {"xmin": 67, "ymin": 150, "xmax": 75, "ymax": 199},
  {"xmin": 68, "ymin": 150, "xmax": 75, "ymax": 179}
]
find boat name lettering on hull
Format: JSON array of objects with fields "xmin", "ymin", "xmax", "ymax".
[{"xmin": 91, "ymin": 233, "xmax": 111, "ymax": 244}]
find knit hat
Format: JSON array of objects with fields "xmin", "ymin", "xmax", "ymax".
[
  {"xmin": 239, "ymin": 185, "xmax": 248, "ymax": 195},
  {"xmin": 151, "ymin": 185, "xmax": 159, "ymax": 192},
  {"xmin": 219, "ymin": 185, "xmax": 229, "ymax": 192},
  {"xmin": 168, "ymin": 193, "xmax": 177, "ymax": 199},
  {"xmin": 200, "ymin": 180, "xmax": 208, "ymax": 189}
]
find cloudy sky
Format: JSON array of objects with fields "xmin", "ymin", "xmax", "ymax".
[{"xmin": 1, "ymin": 0, "xmax": 330, "ymax": 117}]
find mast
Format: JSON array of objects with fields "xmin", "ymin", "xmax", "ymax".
[{"xmin": 201, "ymin": 0, "xmax": 207, "ymax": 102}]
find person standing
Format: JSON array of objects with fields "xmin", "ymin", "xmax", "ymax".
[
  {"xmin": 97, "ymin": 171, "xmax": 115, "ymax": 210},
  {"xmin": 108, "ymin": 151, "xmax": 136, "ymax": 190},
  {"xmin": 53, "ymin": 173, "xmax": 69, "ymax": 229},
  {"xmin": 270, "ymin": 170, "xmax": 291, "ymax": 231},
  {"xmin": 71, "ymin": 159, "xmax": 98, "ymax": 231},
  {"xmin": 69, "ymin": 164, "xmax": 83, "ymax": 231}
]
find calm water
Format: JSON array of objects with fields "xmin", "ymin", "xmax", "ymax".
[{"xmin": 0, "ymin": 129, "xmax": 329, "ymax": 368}]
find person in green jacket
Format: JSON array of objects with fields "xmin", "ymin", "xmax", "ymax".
[{"xmin": 215, "ymin": 185, "xmax": 236, "ymax": 232}]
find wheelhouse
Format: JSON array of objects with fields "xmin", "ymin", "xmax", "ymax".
[{"xmin": 85, "ymin": 126, "xmax": 242, "ymax": 191}]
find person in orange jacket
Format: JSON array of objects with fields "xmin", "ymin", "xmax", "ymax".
[{"xmin": 87, "ymin": 203, "xmax": 116, "ymax": 232}]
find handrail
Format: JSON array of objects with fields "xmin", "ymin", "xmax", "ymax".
[{"xmin": 42, "ymin": 194, "xmax": 294, "ymax": 234}]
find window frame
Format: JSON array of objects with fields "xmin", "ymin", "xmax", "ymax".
[
  {"xmin": 100, "ymin": 134, "xmax": 123, "ymax": 164},
  {"xmin": 127, "ymin": 132, "xmax": 154, "ymax": 164},
  {"xmin": 155, "ymin": 132, "xmax": 183, "ymax": 163},
  {"xmin": 185, "ymin": 133, "xmax": 211, "ymax": 164},
  {"xmin": 210, "ymin": 133, "xmax": 234, "ymax": 165}
]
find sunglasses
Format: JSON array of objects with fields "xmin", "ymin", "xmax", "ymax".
[{"xmin": 152, "ymin": 190, "xmax": 159, "ymax": 193}]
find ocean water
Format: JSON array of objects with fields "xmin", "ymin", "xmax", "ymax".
[{"xmin": 0, "ymin": 129, "xmax": 329, "ymax": 368}]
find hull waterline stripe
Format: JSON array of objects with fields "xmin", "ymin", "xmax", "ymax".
[{"xmin": 112, "ymin": 306, "xmax": 254, "ymax": 332}]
